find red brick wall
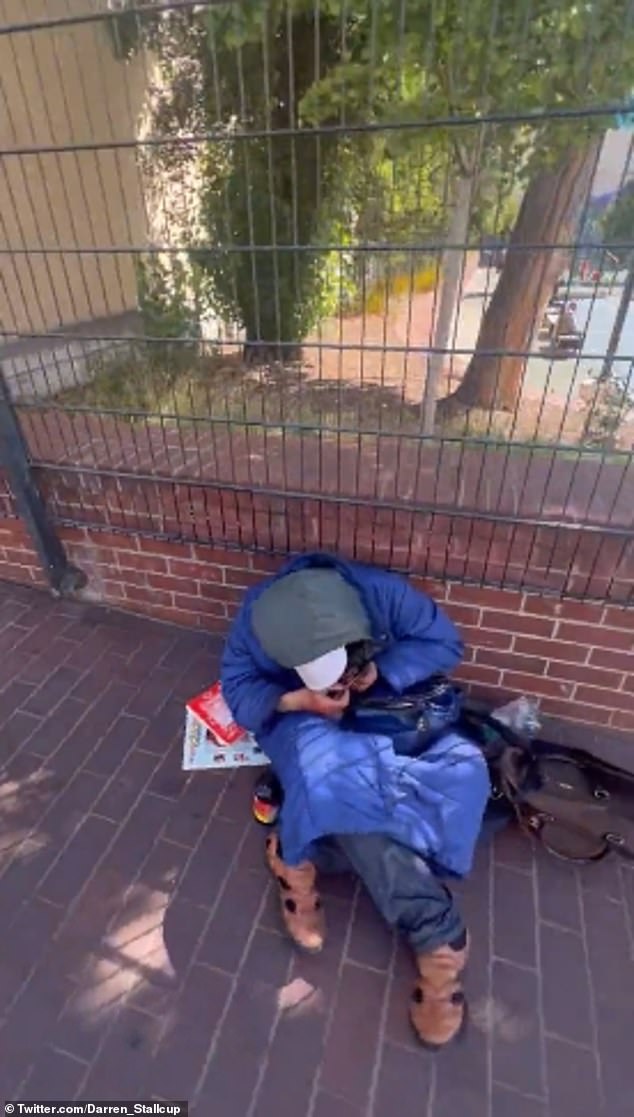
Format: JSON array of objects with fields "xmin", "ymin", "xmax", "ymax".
[
  {"xmin": 1, "ymin": 516, "xmax": 632, "ymax": 734},
  {"xmin": 31, "ymin": 463, "xmax": 632, "ymax": 601},
  {"xmin": 0, "ymin": 518, "xmax": 47, "ymax": 589}
]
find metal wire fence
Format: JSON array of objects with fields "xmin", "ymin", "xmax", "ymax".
[{"xmin": 0, "ymin": 0, "xmax": 633, "ymax": 602}]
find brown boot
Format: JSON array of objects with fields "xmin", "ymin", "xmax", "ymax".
[
  {"xmin": 410, "ymin": 936, "xmax": 469, "ymax": 1049},
  {"xmin": 265, "ymin": 834, "xmax": 325, "ymax": 953}
]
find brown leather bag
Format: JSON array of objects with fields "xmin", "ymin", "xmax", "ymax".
[
  {"xmin": 455, "ymin": 702, "xmax": 634, "ymax": 862},
  {"xmin": 494, "ymin": 732, "xmax": 634, "ymax": 863}
]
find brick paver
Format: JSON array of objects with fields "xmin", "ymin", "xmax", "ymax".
[{"xmin": 0, "ymin": 581, "xmax": 632, "ymax": 1114}]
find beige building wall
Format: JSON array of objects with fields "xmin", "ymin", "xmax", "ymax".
[{"xmin": 0, "ymin": 0, "xmax": 148, "ymax": 336}]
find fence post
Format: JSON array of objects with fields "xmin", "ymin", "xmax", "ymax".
[
  {"xmin": 0, "ymin": 369, "xmax": 86, "ymax": 595},
  {"xmin": 599, "ymin": 256, "xmax": 634, "ymax": 381}
]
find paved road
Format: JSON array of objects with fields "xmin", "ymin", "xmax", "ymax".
[{"xmin": 457, "ymin": 269, "xmax": 634, "ymax": 401}]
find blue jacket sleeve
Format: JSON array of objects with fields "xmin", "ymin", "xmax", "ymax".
[
  {"xmin": 374, "ymin": 575, "xmax": 463, "ymax": 692},
  {"xmin": 220, "ymin": 619, "xmax": 287, "ymax": 735}
]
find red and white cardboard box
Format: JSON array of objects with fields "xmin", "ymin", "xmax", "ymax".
[{"xmin": 182, "ymin": 682, "xmax": 269, "ymax": 770}]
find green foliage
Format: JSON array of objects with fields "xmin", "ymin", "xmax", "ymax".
[
  {"xmin": 57, "ymin": 247, "xmax": 211, "ymax": 417},
  {"xmin": 136, "ymin": 255, "xmax": 202, "ymax": 342},
  {"xmin": 581, "ymin": 371, "xmax": 634, "ymax": 449},
  {"xmin": 601, "ymin": 181, "xmax": 634, "ymax": 264},
  {"xmin": 61, "ymin": 345, "xmax": 176, "ymax": 416},
  {"xmin": 192, "ymin": 2, "xmax": 345, "ymax": 349},
  {"xmin": 61, "ymin": 253, "xmax": 216, "ymax": 417},
  {"xmin": 195, "ymin": 132, "xmax": 340, "ymax": 347},
  {"xmin": 106, "ymin": 0, "xmax": 634, "ymax": 360},
  {"xmin": 301, "ymin": 0, "xmax": 634, "ymax": 175}
]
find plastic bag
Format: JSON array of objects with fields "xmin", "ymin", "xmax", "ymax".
[{"xmin": 491, "ymin": 695, "xmax": 541, "ymax": 737}]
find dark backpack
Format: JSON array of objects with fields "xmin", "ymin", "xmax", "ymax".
[{"xmin": 356, "ymin": 678, "xmax": 634, "ymax": 864}]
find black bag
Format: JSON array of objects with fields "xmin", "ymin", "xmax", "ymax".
[
  {"xmin": 459, "ymin": 706, "xmax": 634, "ymax": 863},
  {"xmin": 358, "ymin": 678, "xmax": 634, "ymax": 864},
  {"xmin": 350, "ymin": 674, "xmax": 463, "ymax": 752}
]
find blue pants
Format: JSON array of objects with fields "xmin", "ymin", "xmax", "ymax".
[
  {"xmin": 313, "ymin": 832, "xmax": 465, "ymax": 954},
  {"xmin": 310, "ymin": 802, "xmax": 509, "ymax": 954}
]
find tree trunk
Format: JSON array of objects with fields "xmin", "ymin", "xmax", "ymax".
[
  {"xmin": 421, "ymin": 173, "xmax": 473, "ymax": 435},
  {"xmin": 435, "ymin": 142, "xmax": 601, "ymax": 422},
  {"xmin": 243, "ymin": 339, "xmax": 302, "ymax": 365}
]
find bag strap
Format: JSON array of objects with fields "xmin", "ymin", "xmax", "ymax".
[{"xmin": 355, "ymin": 674, "xmax": 460, "ymax": 711}]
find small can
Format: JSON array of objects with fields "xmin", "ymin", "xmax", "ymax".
[{"xmin": 252, "ymin": 770, "xmax": 283, "ymax": 826}]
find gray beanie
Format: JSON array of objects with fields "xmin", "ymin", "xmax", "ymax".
[{"xmin": 251, "ymin": 568, "xmax": 370, "ymax": 669}]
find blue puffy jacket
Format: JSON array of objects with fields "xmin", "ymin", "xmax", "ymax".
[{"xmin": 221, "ymin": 552, "xmax": 490, "ymax": 872}]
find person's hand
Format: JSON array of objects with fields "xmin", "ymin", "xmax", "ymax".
[
  {"xmin": 277, "ymin": 687, "xmax": 350, "ymax": 718},
  {"xmin": 349, "ymin": 661, "xmax": 378, "ymax": 693},
  {"xmin": 310, "ymin": 688, "xmax": 351, "ymax": 717}
]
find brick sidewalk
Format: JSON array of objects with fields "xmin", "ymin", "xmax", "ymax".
[{"xmin": 0, "ymin": 581, "xmax": 632, "ymax": 1115}]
